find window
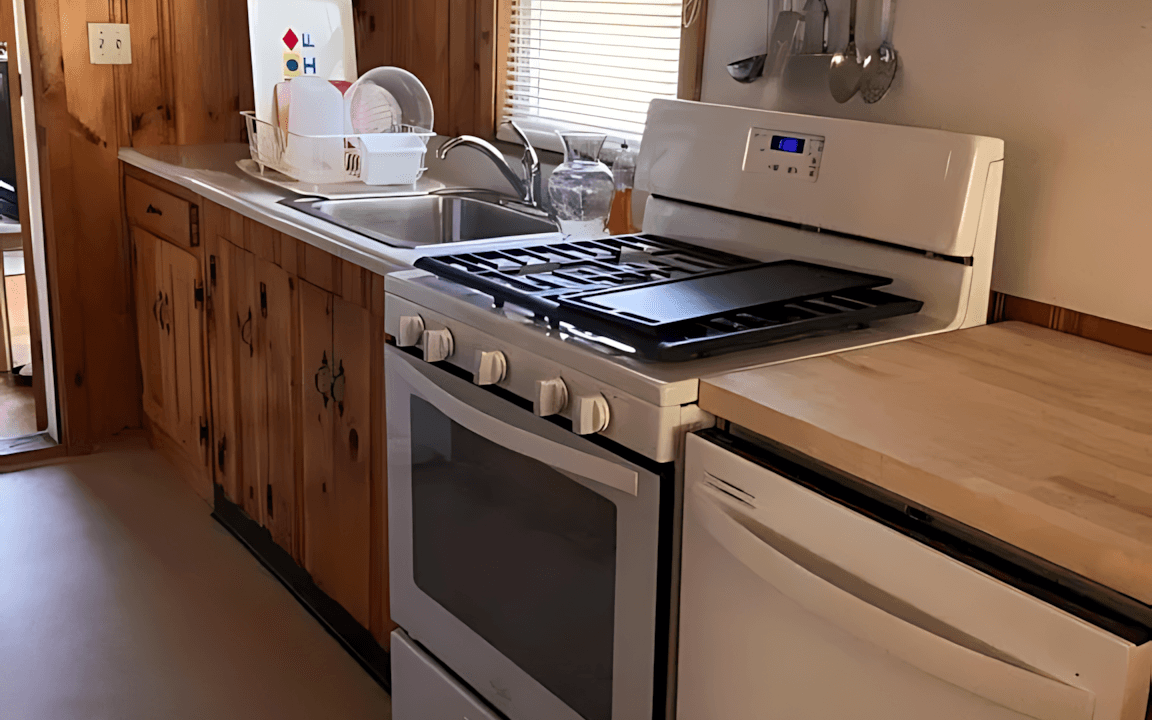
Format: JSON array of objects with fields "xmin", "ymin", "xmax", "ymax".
[{"xmin": 500, "ymin": 0, "xmax": 700, "ymax": 152}]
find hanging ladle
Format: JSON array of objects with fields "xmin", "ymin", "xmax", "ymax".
[
  {"xmin": 861, "ymin": 0, "xmax": 899, "ymax": 103},
  {"xmin": 828, "ymin": 0, "xmax": 864, "ymax": 102}
]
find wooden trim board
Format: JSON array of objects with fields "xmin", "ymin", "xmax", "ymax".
[
  {"xmin": 678, "ymin": 0, "xmax": 708, "ymax": 102},
  {"xmin": 990, "ymin": 292, "xmax": 1152, "ymax": 357}
]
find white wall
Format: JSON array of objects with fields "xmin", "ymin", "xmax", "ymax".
[{"xmin": 702, "ymin": 0, "xmax": 1152, "ymax": 330}]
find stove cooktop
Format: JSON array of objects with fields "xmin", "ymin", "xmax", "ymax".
[{"xmin": 413, "ymin": 235, "xmax": 924, "ymax": 362}]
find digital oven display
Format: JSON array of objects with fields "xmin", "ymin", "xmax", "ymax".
[{"xmin": 771, "ymin": 136, "xmax": 806, "ymax": 154}]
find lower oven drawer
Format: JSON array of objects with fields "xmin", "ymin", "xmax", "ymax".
[{"xmin": 391, "ymin": 629, "xmax": 502, "ymax": 720}]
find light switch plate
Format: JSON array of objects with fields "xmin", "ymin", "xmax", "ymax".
[{"xmin": 88, "ymin": 23, "xmax": 132, "ymax": 65}]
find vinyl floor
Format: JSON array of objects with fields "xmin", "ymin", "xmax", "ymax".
[{"xmin": 0, "ymin": 440, "xmax": 393, "ymax": 720}]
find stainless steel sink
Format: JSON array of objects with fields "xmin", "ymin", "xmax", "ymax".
[{"xmin": 281, "ymin": 191, "xmax": 559, "ymax": 249}]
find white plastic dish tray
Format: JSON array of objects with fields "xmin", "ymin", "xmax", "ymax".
[{"xmin": 242, "ymin": 111, "xmax": 434, "ymax": 186}]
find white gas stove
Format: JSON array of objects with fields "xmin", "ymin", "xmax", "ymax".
[
  {"xmin": 385, "ymin": 99, "xmax": 1004, "ymax": 720},
  {"xmin": 386, "ymin": 99, "xmax": 1004, "ymax": 463}
]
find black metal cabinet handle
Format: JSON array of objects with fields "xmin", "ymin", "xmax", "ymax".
[
  {"xmin": 146, "ymin": 204, "xmax": 163, "ymax": 216},
  {"xmin": 217, "ymin": 436, "xmax": 227, "ymax": 471},
  {"xmin": 238, "ymin": 309, "xmax": 253, "ymax": 357},
  {"xmin": 331, "ymin": 360, "xmax": 346, "ymax": 416}
]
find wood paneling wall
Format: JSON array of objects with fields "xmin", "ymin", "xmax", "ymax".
[
  {"xmin": 353, "ymin": 0, "xmax": 497, "ymax": 138},
  {"xmin": 25, "ymin": 0, "xmax": 252, "ymax": 448}
]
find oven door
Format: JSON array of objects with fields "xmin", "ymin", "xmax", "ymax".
[{"xmin": 386, "ymin": 345, "xmax": 664, "ymax": 720}]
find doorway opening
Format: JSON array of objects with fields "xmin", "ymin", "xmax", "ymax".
[{"xmin": 0, "ymin": 0, "xmax": 59, "ymax": 455}]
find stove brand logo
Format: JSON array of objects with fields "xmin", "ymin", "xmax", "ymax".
[{"xmin": 281, "ymin": 28, "xmax": 318, "ymax": 78}]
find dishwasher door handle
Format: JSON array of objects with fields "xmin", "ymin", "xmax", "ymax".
[{"xmin": 691, "ymin": 483, "xmax": 1096, "ymax": 720}]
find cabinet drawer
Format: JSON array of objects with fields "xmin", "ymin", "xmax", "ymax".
[{"xmin": 125, "ymin": 176, "xmax": 199, "ymax": 249}]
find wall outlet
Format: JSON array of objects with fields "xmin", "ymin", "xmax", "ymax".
[{"xmin": 88, "ymin": 23, "xmax": 132, "ymax": 65}]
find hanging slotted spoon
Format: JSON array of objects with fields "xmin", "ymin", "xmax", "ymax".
[{"xmin": 861, "ymin": 0, "xmax": 899, "ymax": 103}]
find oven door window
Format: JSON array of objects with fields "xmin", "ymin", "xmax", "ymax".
[{"xmin": 410, "ymin": 395, "xmax": 617, "ymax": 720}]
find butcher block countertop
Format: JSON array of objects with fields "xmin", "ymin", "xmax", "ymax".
[{"xmin": 699, "ymin": 322, "xmax": 1152, "ymax": 605}]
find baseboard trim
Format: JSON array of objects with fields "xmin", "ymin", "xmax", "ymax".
[
  {"xmin": 990, "ymin": 293, "xmax": 1152, "ymax": 356},
  {"xmin": 211, "ymin": 485, "xmax": 392, "ymax": 692}
]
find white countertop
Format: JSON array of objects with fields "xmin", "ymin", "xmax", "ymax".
[{"xmin": 118, "ymin": 142, "xmax": 564, "ymax": 275}]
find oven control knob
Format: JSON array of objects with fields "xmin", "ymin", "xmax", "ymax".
[
  {"xmin": 397, "ymin": 315, "xmax": 425, "ymax": 348},
  {"xmin": 474, "ymin": 351, "xmax": 508, "ymax": 386},
  {"xmin": 534, "ymin": 378, "xmax": 569, "ymax": 417},
  {"xmin": 422, "ymin": 328, "xmax": 455, "ymax": 363},
  {"xmin": 575, "ymin": 394, "xmax": 611, "ymax": 436}
]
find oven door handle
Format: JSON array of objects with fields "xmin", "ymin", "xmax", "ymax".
[
  {"xmin": 690, "ymin": 482, "xmax": 1096, "ymax": 720},
  {"xmin": 393, "ymin": 352, "xmax": 639, "ymax": 496}
]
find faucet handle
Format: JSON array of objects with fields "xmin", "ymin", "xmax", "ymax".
[
  {"xmin": 503, "ymin": 120, "xmax": 533, "ymax": 151},
  {"xmin": 503, "ymin": 121, "xmax": 540, "ymax": 169},
  {"xmin": 502, "ymin": 121, "xmax": 541, "ymax": 206}
]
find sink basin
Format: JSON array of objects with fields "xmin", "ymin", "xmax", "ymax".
[{"xmin": 281, "ymin": 192, "xmax": 559, "ymax": 249}]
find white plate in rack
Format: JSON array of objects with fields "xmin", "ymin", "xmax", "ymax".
[{"xmin": 236, "ymin": 159, "xmax": 445, "ymax": 200}]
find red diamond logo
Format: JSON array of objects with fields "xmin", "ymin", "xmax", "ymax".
[{"xmin": 282, "ymin": 29, "xmax": 299, "ymax": 50}]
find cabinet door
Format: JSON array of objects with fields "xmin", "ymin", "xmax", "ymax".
[
  {"xmin": 257, "ymin": 257, "xmax": 298, "ymax": 556},
  {"xmin": 301, "ymin": 280, "xmax": 336, "ymax": 594},
  {"xmin": 132, "ymin": 228, "xmax": 166, "ymax": 424},
  {"xmin": 162, "ymin": 241, "xmax": 207, "ymax": 471},
  {"xmin": 331, "ymin": 296, "xmax": 372, "ymax": 628},
  {"xmin": 230, "ymin": 242, "xmax": 264, "ymax": 524},
  {"xmin": 300, "ymin": 282, "xmax": 372, "ymax": 628},
  {"xmin": 205, "ymin": 234, "xmax": 241, "ymax": 503}
]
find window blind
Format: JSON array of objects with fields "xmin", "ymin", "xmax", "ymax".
[{"xmin": 501, "ymin": 0, "xmax": 685, "ymax": 152}]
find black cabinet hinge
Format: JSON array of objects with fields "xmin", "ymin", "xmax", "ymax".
[
  {"xmin": 194, "ymin": 282, "xmax": 204, "ymax": 309},
  {"xmin": 217, "ymin": 435, "xmax": 227, "ymax": 471},
  {"xmin": 209, "ymin": 255, "xmax": 217, "ymax": 286},
  {"xmin": 199, "ymin": 417, "xmax": 209, "ymax": 444},
  {"xmin": 259, "ymin": 282, "xmax": 268, "ymax": 318},
  {"xmin": 266, "ymin": 484, "xmax": 273, "ymax": 518},
  {"xmin": 189, "ymin": 205, "xmax": 200, "ymax": 247}
]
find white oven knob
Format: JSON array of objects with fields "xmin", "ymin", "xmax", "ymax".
[
  {"xmin": 535, "ymin": 378, "xmax": 569, "ymax": 417},
  {"xmin": 474, "ymin": 350, "xmax": 507, "ymax": 386},
  {"xmin": 397, "ymin": 315, "xmax": 425, "ymax": 347},
  {"xmin": 575, "ymin": 395, "xmax": 610, "ymax": 436},
  {"xmin": 422, "ymin": 328, "xmax": 454, "ymax": 363}
]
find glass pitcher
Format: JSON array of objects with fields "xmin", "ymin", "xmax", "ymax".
[{"xmin": 547, "ymin": 132, "xmax": 614, "ymax": 239}]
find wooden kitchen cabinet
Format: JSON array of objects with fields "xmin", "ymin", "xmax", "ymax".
[
  {"xmin": 132, "ymin": 228, "xmax": 166, "ymax": 424},
  {"xmin": 300, "ymin": 280, "xmax": 373, "ymax": 628},
  {"xmin": 203, "ymin": 209, "xmax": 300, "ymax": 559},
  {"xmin": 130, "ymin": 225, "xmax": 210, "ymax": 499},
  {"xmin": 163, "ymin": 241, "xmax": 208, "ymax": 467},
  {"xmin": 133, "ymin": 185, "xmax": 394, "ymax": 655},
  {"xmin": 257, "ymin": 259, "xmax": 299, "ymax": 555}
]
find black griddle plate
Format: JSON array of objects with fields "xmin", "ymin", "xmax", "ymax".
[
  {"xmin": 569, "ymin": 261, "xmax": 893, "ymax": 327},
  {"xmin": 414, "ymin": 236, "xmax": 924, "ymax": 362}
]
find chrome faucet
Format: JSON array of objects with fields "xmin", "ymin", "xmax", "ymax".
[{"xmin": 436, "ymin": 121, "xmax": 546, "ymax": 214}]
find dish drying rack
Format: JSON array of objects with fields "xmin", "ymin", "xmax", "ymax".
[{"xmin": 242, "ymin": 111, "xmax": 435, "ymax": 186}]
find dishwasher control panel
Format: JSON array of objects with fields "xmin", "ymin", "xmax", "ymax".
[{"xmin": 743, "ymin": 128, "xmax": 825, "ymax": 182}]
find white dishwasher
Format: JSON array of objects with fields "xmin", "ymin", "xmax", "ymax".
[{"xmin": 678, "ymin": 430, "xmax": 1152, "ymax": 720}]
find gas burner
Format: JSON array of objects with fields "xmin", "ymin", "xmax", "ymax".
[{"xmin": 415, "ymin": 235, "xmax": 923, "ymax": 362}]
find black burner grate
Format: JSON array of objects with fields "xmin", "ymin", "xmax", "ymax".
[{"xmin": 415, "ymin": 235, "xmax": 924, "ymax": 361}]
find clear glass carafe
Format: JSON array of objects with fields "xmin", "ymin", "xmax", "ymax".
[{"xmin": 547, "ymin": 132, "xmax": 614, "ymax": 239}]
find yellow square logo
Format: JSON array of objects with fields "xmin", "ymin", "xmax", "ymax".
[{"xmin": 283, "ymin": 52, "xmax": 303, "ymax": 78}]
